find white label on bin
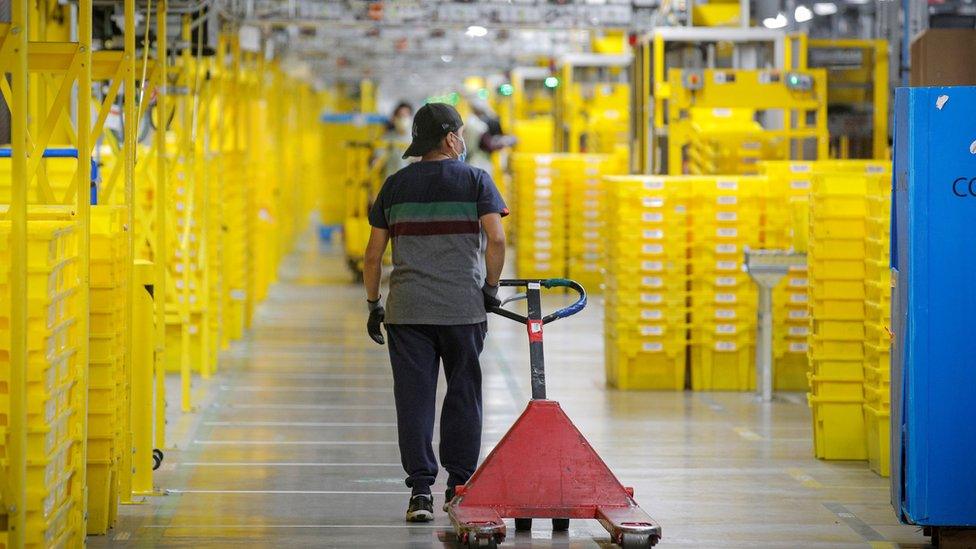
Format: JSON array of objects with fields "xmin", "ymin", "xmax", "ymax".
[
  {"xmin": 715, "ymin": 293, "xmax": 737, "ymax": 303},
  {"xmin": 717, "ymin": 212, "xmax": 737, "ymax": 222},
  {"xmin": 535, "ymin": 231, "xmax": 551, "ymax": 239},
  {"xmin": 717, "ymin": 228, "xmax": 738, "ymax": 238},
  {"xmin": 536, "ymin": 189, "xmax": 553, "ymax": 200},
  {"xmin": 642, "ymin": 212, "xmax": 664, "ymax": 223},
  {"xmin": 788, "ymin": 309, "xmax": 809, "ymax": 319},
  {"xmin": 640, "ymin": 293, "xmax": 663, "ymax": 304},
  {"xmin": 716, "ymin": 276, "xmax": 737, "ymax": 287},
  {"xmin": 641, "ymin": 261, "xmax": 664, "ymax": 271},
  {"xmin": 583, "ymin": 211, "xmax": 600, "ymax": 219},
  {"xmin": 716, "ymin": 261, "xmax": 738, "ymax": 270},
  {"xmin": 583, "ymin": 231, "xmax": 600, "ymax": 240},
  {"xmin": 866, "ymin": 165, "xmax": 886, "ymax": 174},
  {"xmin": 535, "ymin": 176, "xmax": 552, "ymax": 185},
  {"xmin": 642, "ymin": 276, "xmax": 663, "ymax": 287},
  {"xmin": 789, "ymin": 342, "xmax": 809, "ymax": 353},
  {"xmin": 790, "ymin": 179, "xmax": 811, "ymax": 190},
  {"xmin": 715, "ymin": 341, "xmax": 737, "ymax": 351},
  {"xmin": 642, "ymin": 197, "xmax": 664, "ymax": 208},
  {"xmin": 643, "ymin": 229, "xmax": 664, "ymax": 240},
  {"xmin": 584, "ymin": 220, "xmax": 601, "ymax": 229},
  {"xmin": 534, "ymin": 241, "xmax": 552, "ymax": 250},
  {"xmin": 790, "ymin": 164, "xmax": 811, "ymax": 173},
  {"xmin": 788, "ymin": 326, "xmax": 809, "ymax": 336},
  {"xmin": 535, "ymin": 220, "xmax": 551, "ymax": 228},
  {"xmin": 642, "ymin": 244, "xmax": 664, "ymax": 254},
  {"xmin": 716, "ymin": 324, "xmax": 737, "ymax": 334},
  {"xmin": 583, "ymin": 199, "xmax": 600, "ymax": 208},
  {"xmin": 712, "ymin": 107, "xmax": 733, "ymax": 117},
  {"xmin": 231, "ymin": 289, "xmax": 246, "ymax": 301},
  {"xmin": 641, "ymin": 309, "xmax": 663, "ymax": 320},
  {"xmin": 715, "ymin": 309, "xmax": 737, "ymax": 319},
  {"xmin": 534, "ymin": 252, "xmax": 552, "ymax": 260},
  {"xmin": 790, "ymin": 293, "xmax": 808, "ymax": 303},
  {"xmin": 716, "ymin": 244, "xmax": 737, "ymax": 254},
  {"xmin": 789, "ymin": 278, "xmax": 808, "ymax": 287},
  {"xmin": 586, "ymin": 168, "xmax": 600, "ymax": 176},
  {"xmin": 643, "ymin": 180, "xmax": 664, "ymax": 190},
  {"xmin": 535, "ymin": 210, "xmax": 552, "ymax": 219},
  {"xmin": 641, "ymin": 325, "xmax": 664, "ymax": 336},
  {"xmin": 642, "ymin": 342, "xmax": 664, "ymax": 352},
  {"xmin": 717, "ymin": 195, "xmax": 738, "ymax": 205},
  {"xmin": 535, "ymin": 263, "xmax": 551, "ymax": 270},
  {"xmin": 717, "ymin": 180, "xmax": 738, "ymax": 190}
]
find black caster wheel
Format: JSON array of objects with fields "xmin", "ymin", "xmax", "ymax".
[
  {"xmin": 552, "ymin": 518, "xmax": 569, "ymax": 531},
  {"xmin": 152, "ymin": 449, "xmax": 164, "ymax": 470},
  {"xmin": 621, "ymin": 533, "xmax": 653, "ymax": 549},
  {"xmin": 465, "ymin": 536, "xmax": 498, "ymax": 548},
  {"xmin": 514, "ymin": 518, "xmax": 532, "ymax": 531}
]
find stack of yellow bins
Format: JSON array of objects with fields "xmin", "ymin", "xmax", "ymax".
[
  {"xmin": 222, "ymin": 150, "xmax": 250, "ymax": 341},
  {"xmin": 563, "ymin": 154, "xmax": 618, "ymax": 292},
  {"xmin": 512, "ymin": 154, "xmax": 565, "ymax": 279},
  {"xmin": 863, "ymin": 173, "xmax": 892, "ymax": 476},
  {"xmin": 689, "ymin": 176, "xmax": 763, "ymax": 390},
  {"xmin": 87, "ymin": 205, "xmax": 127, "ymax": 533},
  {"xmin": 603, "ymin": 176, "xmax": 689, "ymax": 390},
  {"xmin": 0, "ymin": 219, "xmax": 83, "ymax": 547},
  {"xmin": 761, "ymin": 162, "xmax": 815, "ymax": 390},
  {"xmin": 807, "ymin": 173, "xmax": 870, "ymax": 460}
]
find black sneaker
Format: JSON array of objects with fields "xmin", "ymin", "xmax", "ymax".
[
  {"xmin": 443, "ymin": 486, "xmax": 456, "ymax": 512},
  {"xmin": 406, "ymin": 494, "xmax": 433, "ymax": 522}
]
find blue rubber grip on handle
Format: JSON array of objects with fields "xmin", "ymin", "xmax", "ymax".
[{"xmin": 543, "ymin": 278, "xmax": 587, "ymax": 319}]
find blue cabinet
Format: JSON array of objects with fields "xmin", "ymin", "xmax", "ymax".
[{"xmin": 892, "ymin": 86, "xmax": 976, "ymax": 526}]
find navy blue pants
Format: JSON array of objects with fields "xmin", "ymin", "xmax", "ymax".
[{"xmin": 385, "ymin": 322, "xmax": 487, "ymax": 495}]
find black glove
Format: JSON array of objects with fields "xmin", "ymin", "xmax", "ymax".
[
  {"xmin": 482, "ymin": 282, "xmax": 501, "ymax": 312},
  {"xmin": 367, "ymin": 299, "xmax": 385, "ymax": 345}
]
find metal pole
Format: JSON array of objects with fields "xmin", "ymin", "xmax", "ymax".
[
  {"xmin": 155, "ymin": 0, "xmax": 169, "ymax": 433},
  {"xmin": 179, "ymin": 14, "xmax": 192, "ymax": 412},
  {"xmin": 757, "ymin": 285, "xmax": 773, "ymax": 403},
  {"xmin": 8, "ymin": 0, "xmax": 29, "ymax": 543},
  {"xmin": 121, "ymin": 0, "xmax": 138, "ymax": 502},
  {"xmin": 131, "ymin": 261, "xmax": 155, "ymax": 495},
  {"xmin": 527, "ymin": 283, "xmax": 546, "ymax": 400},
  {"xmin": 78, "ymin": 0, "xmax": 94, "ymax": 533}
]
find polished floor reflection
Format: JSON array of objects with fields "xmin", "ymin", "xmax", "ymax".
[{"xmin": 93, "ymin": 238, "xmax": 929, "ymax": 548}]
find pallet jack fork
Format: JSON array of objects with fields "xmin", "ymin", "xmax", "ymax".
[{"xmin": 447, "ymin": 279, "xmax": 662, "ymax": 548}]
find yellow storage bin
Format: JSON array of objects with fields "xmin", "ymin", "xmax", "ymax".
[
  {"xmin": 809, "ymin": 359, "xmax": 864, "ymax": 379},
  {"xmin": 25, "ymin": 494, "xmax": 73, "ymax": 548},
  {"xmin": 812, "ymin": 319, "xmax": 866, "ymax": 340},
  {"xmin": 808, "ymin": 394, "xmax": 867, "ymax": 460},
  {"xmin": 808, "ymin": 373, "xmax": 864, "ymax": 400},
  {"xmin": 690, "ymin": 342, "xmax": 754, "ymax": 391},
  {"xmin": 605, "ymin": 340, "xmax": 686, "ymax": 390},
  {"xmin": 810, "ymin": 217, "xmax": 868, "ymax": 239},
  {"xmin": 810, "ymin": 298, "xmax": 865, "ymax": 320},
  {"xmin": 807, "ymin": 238, "xmax": 866, "ymax": 260},
  {"xmin": 86, "ymin": 461, "xmax": 114, "ymax": 535},
  {"xmin": 864, "ymin": 403, "xmax": 891, "ymax": 477},
  {"xmin": 774, "ymin": 352, "xmax": 809, "ymax": 391}
]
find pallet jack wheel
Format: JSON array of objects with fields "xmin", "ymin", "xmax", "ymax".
[
  {"xmin": 620, "ymin": 532, "xmax": 654, "ymax": 548},
  {"xmin": 552, "ymin": 518, "xmax": 569, "ymax": 531},
  {"xmin": 152, "ymin": 449, "xmax": 164, "ymax": 470},
  {"xmin": 464, "ymin": 535, "xmax": 499, "ymax": 548},
  {"xmin": 514, "ymin": 518, "xmax": 532, "ymax": 531}
]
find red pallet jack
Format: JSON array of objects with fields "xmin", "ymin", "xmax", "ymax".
[{"xmin": 447, "ymin": 279, "xmax": 662, "ymax": 548}]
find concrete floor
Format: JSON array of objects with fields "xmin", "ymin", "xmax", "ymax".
[{"xmin": 93, "ymin": 239, "xmax": 930, "ymax": 548}]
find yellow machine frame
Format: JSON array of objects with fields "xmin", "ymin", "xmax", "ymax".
[
  {"xmin": 553, "ymin": 53, "xmax": 632, "ymax": 155},
  {"xmin": 667, "ymin": 68, "xmax": 829, "ymax": 175},
  {"xmin": 804, "ymin": 38, "xmax": 889, "ymax": 160}
]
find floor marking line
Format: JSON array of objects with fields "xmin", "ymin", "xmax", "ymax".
[
  {"xmin": 220, "ymin": 403, "xmax": 396, "ymax": 410},
  {"xmin": 169, "ymin": 489, "xmax": 407, "ymax": 495},
  {"xmin": 220, "ymin": 385, "xmax": 391, "ymax": 393},
  {"xmin": 203, "ymin": 421, "xmax": 397, "ymax": 427},
  {"xmin": 823, "ymin": 502, "xmax": 887, "ymax": 542},
  {"xmin": 733, "ymin": 427, "xmax": 763, "ymax": 441},
  {"xmin": 193, "ymin": 440, "xmax": 399, "ymax": 446},
  {"xmin": 143, "ymin": 524, "xmax": 442, "ymax": 529},
  {"xmin": 785, "ymin": 467, "xmax": 824, "ymax": 489},
  {"xmin": 178, "ymin": 462, "xmax": 402, "ymax": 467}
]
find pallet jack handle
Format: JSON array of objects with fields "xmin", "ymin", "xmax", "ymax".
[{"xmin": 488, "ymin": 278, "xmax": 587, "ymax": 400}]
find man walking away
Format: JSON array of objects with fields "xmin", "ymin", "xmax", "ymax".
[{"xmin": 362, "ymin": 103, "xmax": 508, "ymax": 522}]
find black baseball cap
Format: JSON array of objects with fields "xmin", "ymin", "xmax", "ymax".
[{"xmin": 402, "ymin": 103, "xmax": 463, "ymax": 159}]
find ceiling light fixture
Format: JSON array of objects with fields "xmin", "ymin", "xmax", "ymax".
[
  {"xmin": 465, "ymin": 25, "xmax": 488, "ymax": 38},
  {"xmin": 441, "ymin": 55, "xmax": 453, "ymax": 63},
  {"xmin": 813, "ymin": 2, "xmax": 839, "ymax": 14},
  {"xmin": 795, "ymin": 5, "xmax": 814, "ymax": 22},
  {"xmin": 762, "ymin": 13, "xmax": 788, "ymax": 29}
]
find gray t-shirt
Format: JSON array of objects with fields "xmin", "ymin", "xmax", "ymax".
[{"xmin": 368, "ymin": 159, "xmax": 509, "ymax": 325}]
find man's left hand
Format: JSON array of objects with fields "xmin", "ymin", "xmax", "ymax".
[{"xmin": 482, "ymin": 282, "xmax": 501, "ymax": 312}]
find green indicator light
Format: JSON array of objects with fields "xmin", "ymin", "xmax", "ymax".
[
  {"xmin": 498, "ymin": 83, "xmax": 514, "ymax": 96},
  {"xmin": 477, "ymin": 88, "xmax": 489, "ymax": 100},
  {"xmin": 544, "ymin": 76, "xmax": 559, "ymax": 88}
]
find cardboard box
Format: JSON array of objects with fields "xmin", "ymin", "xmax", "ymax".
[{"xmin": 910, "ymin": 29, "xmax": 976, "ymax": 86}]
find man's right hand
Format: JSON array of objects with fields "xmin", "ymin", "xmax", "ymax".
[{"xmin": 367, "ymin": 299, "xmax": 385, "ymax": 345}]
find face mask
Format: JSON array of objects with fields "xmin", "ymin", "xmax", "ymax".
[
  {"xmin": 394, "ymin": 116, "xmax": 411, "ymax": 135},
  {"xmin": 452, "ymin": 132, "xmax": 467, "ymax": 163}
]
